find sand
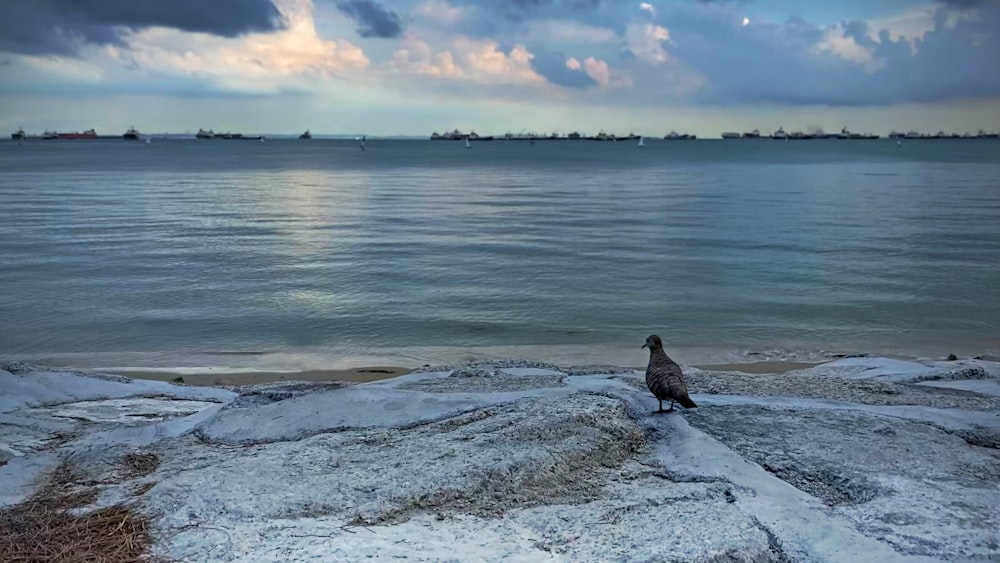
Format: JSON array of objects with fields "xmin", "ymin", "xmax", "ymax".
[
  {"xmin": 110, "ymin": 360, "xmax": 823, "ymax": 387},
  {"xmin": 109, "ymin": 366, "xmax": 411, "ymax": 387}
]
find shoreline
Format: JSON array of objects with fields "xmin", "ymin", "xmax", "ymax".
[
  {"xmin": 11, "ymin": 341, "xmax": 995, "ymax": 375},
  {"xmin": 111, "ymin": 359, "xmax": 830, "ymax": 387},
  {"xmin": 3, "ymin": 355, "xmax": 999, "ymax": 561},
  {"xmin": 109, "ymin": 366, "xmax": 413, "ymax": 387}
]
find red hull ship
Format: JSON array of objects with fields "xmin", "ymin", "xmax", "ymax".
[{"xmin": 56, "ymin": 129, "xmax": 98, "ymax": 140}]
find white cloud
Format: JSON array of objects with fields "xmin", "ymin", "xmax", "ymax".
[
  {"xmin": 389, "ymin": 36, "xmax": 543, "ymax": 86},
  {"xmin": 565, "ymin": 57, "xmax": 582, "ymax": 70},
  {"xmin": 108, "ymin": 0, "xmax": 367, "ymax": 93},
  {"xmin": 814, "ymin": 24, "xmax": 885, "ymax": 73},
  {"xmin": 865, "ymin": 5, "xmax": 936, "ymax": 44},
  {"xmin": 625, "ymin": 23, "xmax": 672, "ymax": 64},
  {"xmin": 640, "ymin": 3, "xmax": 655, "ymax": 17},
  {"xmin": 583, "ymin": 57, "xmax": 610, "ymax": 86},
  {"xmin": 390, "ymin": 37, "xmax": 463, "ymax": 78},
  {"xmin": 415, "ymin": 0, "xmax": 467, "ymax": 26}
]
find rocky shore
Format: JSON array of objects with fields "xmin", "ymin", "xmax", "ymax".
[{"xmin": 1, "ymin": 356, "xmax": 998, "ymax": 561}]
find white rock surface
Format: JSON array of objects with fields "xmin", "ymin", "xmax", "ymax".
[{"xmin": 1, "ymin": 358, "xmax": 998, "ymax": 562}]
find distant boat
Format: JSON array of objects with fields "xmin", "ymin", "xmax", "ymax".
[
  {"xmin": 637, "ymin": 136, "xmax": 645, "ymax": 147},
  {"xmin": 11, "ymin": 127, "xmax": 26, "ymax": 141},
  {"xmin": 299, "ymin": 129, "xmax": 312, "ymax": 140},
  {"xmin": 42, "ymin": 130, "xmax": 58, "ymax": 140},
  {"xmin": 145, "ymin": 137, "xmax": 151, "ymax": 145},
  {"xmin": 464, "ymin": 137, "xmax": 471, "ymax": 149},
  {"xmin": 57, "ymin": 128, "xmax": 98, "ymax": 140},
  {"xmin": 771, "ymin": 127, "xmax": 788, "ymax": 141},
  {"xmin": 432, "ymin": 129, "xmax": 468, "ymax": 141},
  {"xmin": 721, "ymin": 131, "xmax": 740, "ymax": 139},
  {"xmin": 361, "ymin": 135, "xmax": 366, "ymax": 151},
  {"xmin": 742, "ymin": 129, "xmax": 762, "ymax": 139},
  {"xmin": 123, "ymin": 126, "xmax": 140, "ymax": 140}
]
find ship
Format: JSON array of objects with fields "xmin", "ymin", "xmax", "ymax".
[
  {"xmin": 123, "ymin": 126, "xmax": 140, "ymax": 140},
  {"xmin": 42, "ymin": 130, "xmax": 58, "ymax": 140},
  {"xmin": 11, "ymin": 128, "xmax": 25, "ymax": 140},
  {"xmin": 195, "ymin": 128, "xmax": 263, "ymax": 140},
  {"xmin": 56, "ymin": 129, "xmax": 98, "ymax": 140},
  {"xmin": 721, "ymin": 131, "xmax": 740, "ymax": 139},
  {"xmin": 299, "ymin": 130, "xmax": 312, "ymax": 140},
  {"xmin": 742, "ymin": 129, "xmax": 762, "ymax": 139},
  {"xmin": 431, "ymin": 129, "xmax": 467, "ymax": 140},
  {"xmin": 664, "ymin": 131, "xmax": 697, "ymax": 140},
  {"xmin": 771, "ymin": 127, "xmax": 788, "ymax": 140}
]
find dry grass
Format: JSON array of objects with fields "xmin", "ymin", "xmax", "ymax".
[
  {"xmin": 0, "ymin": 461, "xmax": 157, "ymax": 563},
  {"xmin": 122, "ymin": 452, "xmax": 160, "ymax": 479}
]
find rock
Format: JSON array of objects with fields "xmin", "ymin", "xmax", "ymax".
[{"xmin": 4, "ymin": 357, "xmax": 1000, "ymax": 562}]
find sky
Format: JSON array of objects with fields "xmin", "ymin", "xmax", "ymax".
[{"xmin": 0, "ymin": 0, "xmax": 998, "ymax": 137}]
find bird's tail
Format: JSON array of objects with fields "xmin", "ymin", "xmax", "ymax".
[{"xmin": 678, "ymin": 395, "xmax": 697, "ymax": 409}]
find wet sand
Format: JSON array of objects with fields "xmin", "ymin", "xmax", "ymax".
[{"xmin": 110, "ymin": 366, "xmax": 412, "ymax": 387}]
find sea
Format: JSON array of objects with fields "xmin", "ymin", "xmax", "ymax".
[{"xmin": 1, "ymin": 137, "xmax": 999, "ymax": 371}]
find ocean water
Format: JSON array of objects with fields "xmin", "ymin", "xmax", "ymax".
[{"xmin": 1, "ymin": 138, "xmax": 999, "ymax": 370}]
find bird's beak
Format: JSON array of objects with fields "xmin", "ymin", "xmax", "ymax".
[{"xmin": 641, "ymin": 343, "xmax": 648, "ymax": 349}]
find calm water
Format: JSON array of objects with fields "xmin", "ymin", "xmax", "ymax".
[{"xmin": 1, "ymin": 138, "xmax": 999, "ymax": 369}]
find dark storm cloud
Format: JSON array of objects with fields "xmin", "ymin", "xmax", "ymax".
[
  {"xmin": 335, "ymin": 0, "xmax": 404, "ymax": 38},
  {"xmin": 0, "ymin": 0, "xmax": 283, "ymax": 56},
  {"xmin": 529, "ymin": 49, "xmax": 598, "ymax": 89}
]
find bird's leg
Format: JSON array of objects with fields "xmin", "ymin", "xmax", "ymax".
[
  {"xmin": 666, "ymin": 400, "xmax": 676, "ymax": 413},
  {"xmin": 655, "ymin": 398, "xmax": 665, "ymax": 413}
]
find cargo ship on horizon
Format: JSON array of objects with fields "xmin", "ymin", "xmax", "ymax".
[
  {"xmin": 196, "ymin": 128, "xmax": 264, "ymax": 140},
  {"xmin": 48, "ymin": 128, "xmax": 98, "ymax": 140}
]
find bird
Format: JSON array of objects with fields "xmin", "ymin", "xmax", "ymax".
[{"xmin": 641, "ymin": 334, "xmax": 697, "ymax": 413}]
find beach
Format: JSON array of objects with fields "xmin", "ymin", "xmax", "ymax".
[
  {"xmin": 108, "ymin": 359, "xmax": 832, "ymax": 387},
  {"xmin": 2, "ymin": 355, "xmax": 999, "ymax": 561},
  {"xmin": 110, "ymin": 366, "xmax": 412, "ymax": 386}
]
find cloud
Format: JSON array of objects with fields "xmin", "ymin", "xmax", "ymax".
[
  {"xmin": 415, "ymin": 1, "xmax": 467, "ymax": 25},
  {"xmin": 660, "ymin": 1, "xmax": 1000, "ymax": 106},
  {"xmin": 625, "ymin": 23, "xmax": 671, "ymax": 63},
  {"xmin": 4, "ymin": 0, "xmax": 367, "ymax": 97},
  {"xmin": 389, "ymin": 36, "xmax": 544, "ymax": 86},
  {"xmin": 639, "ymin": 3, "xmax": 655, "ymax": 16},
  {"xmin": 0, "ymin": 0, "xmax": 282, "ymax": 56},
  {"xmin": 938, "ymin": 0, "xmax": 985, "ymax": 7},
  {"xmin": 335, "ymin": 0, "xmax": 404, "ymax": 38},
  {"xmin": 529, "ymin": 49, "xmax": 598, "ymax": 88},
  {"xmin": 814, "ymin": 24, "xmax": 885, "ymax": 72},
  {"xmin": 582, "ymin": 57, "xmax": 611, "ymax": 86}
]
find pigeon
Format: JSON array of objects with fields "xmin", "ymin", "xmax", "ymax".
[{"xmin": 641, "ymin": 334, "xmax": 697, "ymax": 413}]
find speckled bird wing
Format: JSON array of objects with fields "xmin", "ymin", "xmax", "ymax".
[{"xmin": 645, "ymin": 354, "xmax": 691, "ymax": 402}]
